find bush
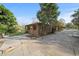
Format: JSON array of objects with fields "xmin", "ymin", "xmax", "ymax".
[{"xmin": 0, "ymin": 24, "xmax": 7, "ymax": 34}]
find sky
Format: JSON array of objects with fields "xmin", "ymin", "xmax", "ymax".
[{"xmin": 2, "ymin": 3, "xmax": 79, "ymax": 25}]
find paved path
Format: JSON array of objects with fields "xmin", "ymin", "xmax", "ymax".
[{"xmin": 0, "ymin": 29, "xmax": 79, "ymax": 56}]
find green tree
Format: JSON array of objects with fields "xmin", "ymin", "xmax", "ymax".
[
  {"xmin": 0, "ymin": 24, "xmax": 7, "ymax": 38},
  {"xmin": 66, "ymin": 23, "xmax": 73, "ymax": 29},
  {"xmin": 71, "ymin": 9, "xmax": 79, "ymax": 29},
  {"xmin": 0, "ymin": 4, "xmax": 17, "ymax": 34},
  {"xmin": 56, "ymin": 19, "xmax": 65, "ymax": 31},
  {"xmin": 0, "ymin": 24, "xmax": 7, "ymax": 33},
  {"xmin": 37, "ymin": 3, "xmax": 60, "ymax": 24},
  {"xmin": 37, "ymin": 3, "xmax": 60, "ymax": 32}
]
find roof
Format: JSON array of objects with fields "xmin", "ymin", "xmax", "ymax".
[{"xmin": 26, "ymin": 18, "xmax": 41, "ymax": 26}]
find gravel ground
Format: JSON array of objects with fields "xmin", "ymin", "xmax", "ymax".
[{"xmin": 0, "ymin": 29, "xmax": 79, "ymax": 56}]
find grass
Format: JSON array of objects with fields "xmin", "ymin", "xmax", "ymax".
[
  {"xmin": 12, "ymin": 32, "xmax": 25, "ymax": 36},
  {"xmin": 7, "ymin": 31, "xmax": 25, "ymax": 36}
]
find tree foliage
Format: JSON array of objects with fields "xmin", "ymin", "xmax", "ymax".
[
  {"xmin": 0, "ymin": 24, "xmax": 7, "ymax": 33},
  {"xmin": 66, "ymin": 23, "xmax": 73, "ymax": 29},
  {"xmin": 37, "ymin": 3, "xmax": 60, "ymax": 25},
  {"xmin": 71, "ymin": 9, "xmax": 79, "ymax": 29},
  {"xmin": 0, "ymin": 4, "xmax": 17, "ymax": 33},
  {"xmin": 65, "ymin": 22, "xmax": 78, "ymax": 29},
  {"xmin": 56, "ymin": 19, "xmax": 65, "ymax": 30}
]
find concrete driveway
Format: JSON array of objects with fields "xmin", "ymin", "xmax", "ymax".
[{"xmin": 0, "ymin": 29, "xmax": 79, "ymax": 56}]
